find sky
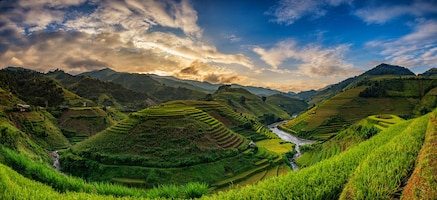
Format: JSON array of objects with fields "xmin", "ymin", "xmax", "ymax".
[{"xmin": 1, "ymin": 0, "xmax": 437, "ymax": 92}]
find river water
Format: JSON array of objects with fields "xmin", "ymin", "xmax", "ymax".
[
  {"xmin": 50, "ymin": 150, "xmax": 61, "ymax": 171},
  {"xmin": 268, "ymin": 121, "xmax": 314, "ymax": 170}
]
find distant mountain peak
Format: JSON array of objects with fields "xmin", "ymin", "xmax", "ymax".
[
  {"xmin": 99, "ymin": 67, "xmax": 116, "ymax": 72},
  {"xmin": 363, "ymin": 63, "xmax": 415, "ymax": 76},
  {"xmin": 95, "ymin": 67, "xmax": 117, "ymax": 75}
]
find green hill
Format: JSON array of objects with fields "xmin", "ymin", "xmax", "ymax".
[
  {"xmin": 58, "ymin": 107, "xmax": 116, "ymax": 144},
  {"xmin": 1, "ymin": 106, "xmax": 436, "ymax": 199},
  {"xmin": 361, "ymin": 63, "xmax": 415, "ymax": 76},
  {"xmin": 0, "ymin": 67, "xmax": 99, "ymax": 109},
  {"xmin": 265, "ymin": 94, "xmax": 308, "ymax": 116},
  {"xmin": 212, "ymin": 85, "xmax": 292, "ymax": 124},
  {"xmin": 308, "ymin": 77, "xmax": 357, "ymax": 106},
  {"xmin": 47, "ymin": 70, "xmax": 155, "ymax": 111},
  {"xmin": 296, "ymin": 114, "xmax": 404, "ymax": 168},
  {"xmin": 0, "ymin": 92, "xmax": 51, "ymax": 164},
  {"xmin": 169, "ymin": 100, "xmax": 279, "ymax": 140},
  {"xmin": 61, "ymin": 101, "xmax": 289, "ymax": 188},
  {"xmin": 308, "ymin": 63, "xmax": 416, "ymax": 105},
  {"xmin": 208, "ymin": 109, "xmax": 434, "ymax": 199},
  {"xmin": 8, "ymin": 110, "xmax": 69, "ymax": 150},
  {"xmin": 0, "ymin": 87, "xmax": 69, "ymax": 151},
  {"xmin": 149, "ymin": 74, "xmax": 214, "ymax": 93},
  {"xmin": 281, "ymin": 65, "xmax": 437, "ymax": 140},
  {"xmin": 1, "ymin": 64, "xmax": 437, "ymax": 199},
  {"xmin": 419, "ymin": 67, "xmax": 437, "ymax": 77},
  {"xmin": 80, "ymin": 68, "xmax": 206, "ymax": 102},
  {"xmin": 0, "ymin": 67, "xmax": 64, "ymax": 107},
  {"xmin": 0, "ymin": 70, "xmax": 119, "ymax": 146}
]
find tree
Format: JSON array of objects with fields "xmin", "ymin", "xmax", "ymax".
[
  {"xmin": 204, "ymin": 94, "xmax": 213, "ymax": 101},
  {"xmin": 239, "ymin": 96, "xmax": 246, "ymax": 104},
  {"xmin": 261, "ymin": 96, "xmax": 267, "ymax": 102}
]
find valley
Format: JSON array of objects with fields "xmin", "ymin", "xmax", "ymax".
[{"xmin": 0, "ymin": 64, "xmax": 436, "ymax": 199}]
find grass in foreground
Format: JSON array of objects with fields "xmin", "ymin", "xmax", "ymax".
[
  {"xmin": 340, "ymin": 113, "xmax": 429, "ymax": 199},
  {"xmin": 0, "ymin": 146, "xmax": 208, "ymax": 199},
  {"xmin": 296, "ymin": 114, "xmax": 404, "ymax": 168},
  {"xmin": 401, "ymin": 113, "xmax": 437, "ymax": 199},
  {"xmin": 0, "ymin": 162, "xmax": 145, "ymax": 200},
  {"xmin": 205, "ymin": 115, "xmax": 418, "ymax": 199}
]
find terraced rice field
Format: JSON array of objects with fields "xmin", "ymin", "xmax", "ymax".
[
  {"xmin": 296, "ymin": 114, "xmax": 405, "ymax": 168},
  {"xmin": 211, "ymin": 151, "xmax": 285, "ymax": 190},
  {"xmin": 65, "ymin": 101, "xmax": 294, "ymax": 188},
  {"xmin": 106, "ymin": 118, "xmax": 141, "ymax": 134}
]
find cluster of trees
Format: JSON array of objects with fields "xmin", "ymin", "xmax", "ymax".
[
  {"xmin": 0, "ymin": 68, "xmax": 64, "ymax": 107},
  {"xmin": 359, "ymin": 81, "xmax": 386, "ymax": 97},
  {"xmin": 49, "ymin": 70, "xmax": 153, "ymax": 109}
]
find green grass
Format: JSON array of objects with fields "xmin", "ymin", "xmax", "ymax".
[
  {"xmin": 0, "ymin": 163, "xmax": 133, "ymax": 200},
  {"xmin": 3, "ymin": 107, "xmax": 428, "ymax": 200},
  {"xmin": 281, "ymin": 77, "xmax": 434, "ymax": 140},
  {"xmin": 211, "ymin": 162, "xmax": 270, "ymax": 188},
  {"xmin": 59, "ymin": 107, "xmax": 113, "ymax": 138},
  {"xmin": 205, "ymin": 116, "xmax": 419, "ymax": 199},
  {"xmin": 1, "ymin": 100, "xmax": 436, "ymax": 199},
  {"xmin": 0, "ymin": 114, "xmax": 51, "ymax": 164},
  {"xmin": 296, "ymin": 115, "xmax": 405, "ymax": 168},
  {"xmin": 255, "ymin": 139, "xmax": 294, "ymax": 154},
  {"xmin": 340, "ymin": 113, "xmax": 429, "ymax": 199},
  {"xmin": 265, "ymin": 94, "xmax": 308, "ymax": 116},
  {"xmin": 61, "ymin": 101, "xmax": 292, "ymax": 189},
  {"xmin": 401, "ymin": 112, "xmax": 437, "ymax": 199},
  {"xmin": 212, "ymin": 87, "xmax": 291, "ymax": 121},
  {"xmin": 169, "ymin": 100, "xmax": 279, "ymax": 140},
  {"xmin": 0, "ymin": 145, "xmax": 210, "ymax": 199},
  {"xmin": 9, "ymin": 110, "xmax": 69, "ymax": 150},
  {"xmin": 0, "ymin": 161, "xmax": 210, "ymax": 199},
  {"xmin": 209, "ymin": 144, "xmax": 289, "ymax": 190}
]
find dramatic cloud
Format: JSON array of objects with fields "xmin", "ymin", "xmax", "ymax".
[
  {"xmin": 204, "ymin": 73, "xmax": 242, "ymax": 84},
  {"xmin": 180, "ymin": 66, "xmax": 199, "ymax": 76},
  {"xmin": 355, "ymin": 1, "xmax": 437, "ymax": 24},
  {"xmin": 4, "ymin": 0, "xmax": 434, "ymax": 93},
  {"xmin": 253, "ymin": 40, "xmax": 357, "ymax": 77},
  {"xmin": 266, "ymin": 0, "xmax": 352, "ymax": 25},
  {"xmin": 174, "ymin": 60, "xmax": 246, "ymax": 84},
  {"xmin": 134, "ymin": 32, "xmax": 252, "ymax": 68},
  {"xmin": 64, "ymin": 57, "xmax": 110, "ymax": 70},
  {"xmin": 253, "ymin": 40, "xmax": 296, "ymax": 69},
  {"xmin": 366, "ymin": 20, "xmax": 437, "ymax": 68},
  {"xmin": 0, "ymin": 0, "xmax": 253, "ymax": 78},
  {"xmin": 63, "ymin": 0, "xmax": 202, "ymax": 38}
]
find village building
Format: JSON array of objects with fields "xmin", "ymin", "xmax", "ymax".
[{"xmin": 16, "ymin": 104, "xmax": 30, "ymax": 112}]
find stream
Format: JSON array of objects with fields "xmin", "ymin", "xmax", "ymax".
[
  {"xmin": 50, "ymin": 150, "xmax": 61, "ymax": 172},
  {"xmin": 268, "ymin": 121, "xmax": 315, "ymax": 170}
]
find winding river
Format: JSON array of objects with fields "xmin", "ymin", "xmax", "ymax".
[{"xmin": 268, "ymin": 121, "xmax": 315, "ymax": 170}]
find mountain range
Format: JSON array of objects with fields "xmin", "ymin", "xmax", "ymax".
[{"xmin": 0, "ymin": 63, "xmax": 436, "ymax": 199}]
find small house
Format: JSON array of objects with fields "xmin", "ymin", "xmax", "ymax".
[{"xmin": 17, "ymin": 104, "xmax": 30, "ymax": 112}]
